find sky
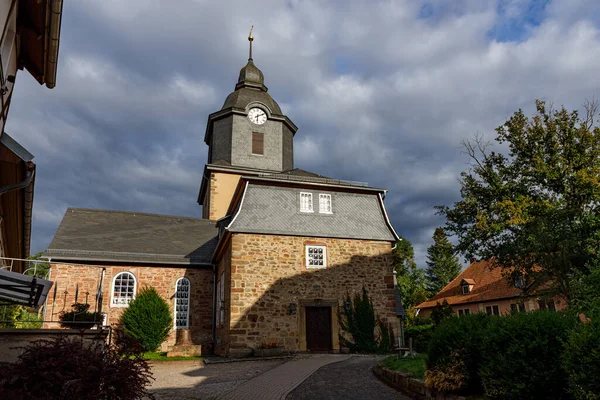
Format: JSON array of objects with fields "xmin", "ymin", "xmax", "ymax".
[{"xmin": 6, "ymin": 0, "xmax": 600, "ymax": 268}]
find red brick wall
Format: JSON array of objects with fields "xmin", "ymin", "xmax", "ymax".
[{"xmin": 44, "ymin": 263, "xmax": 214, "ymax": 353}]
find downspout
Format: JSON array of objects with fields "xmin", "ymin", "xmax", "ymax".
[
  {"xmin": 211, "ymin": 264, "xmax": 217, "ymax": 354},
  {"xmin": 44, "ymin": 0, "xmax": 64, "ymax": 89},
  {"xmin": 0, "ymin": 161, "xmax": 34, "ymax": 195}
]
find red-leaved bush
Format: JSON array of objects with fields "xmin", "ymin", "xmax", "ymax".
[{"xmin": 0, "ymin": 333, "xmax": 154, "ymax": 399}]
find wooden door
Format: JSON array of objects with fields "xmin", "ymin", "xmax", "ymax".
[{"xmin": 305, "ymin": 306, "xmax": 332, "ymax": 351}]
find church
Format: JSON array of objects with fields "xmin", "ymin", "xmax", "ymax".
[{"xmin": 43, "ymin": 34, "xmax": 400, "ymax": 357}]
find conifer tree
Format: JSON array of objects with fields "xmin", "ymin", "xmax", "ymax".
[{"xmin": 425, "ymin": 227, "xmax": 462, "ymax": 294}]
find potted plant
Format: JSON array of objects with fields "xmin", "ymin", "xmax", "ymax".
[{"xmin": 59, "ymin": 303, "xmax": 102, "ymax": 329}]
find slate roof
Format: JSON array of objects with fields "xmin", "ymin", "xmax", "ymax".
[
  {"xmin": 45, "ymin": 208, "xmax": 218, "ymax": 265},
  {"xmin": 416, "ymin": 260, "xmax": 524, "ymax": 309},
  {"xmin": 227, "ymin": 183, "xmax": 397, "ymax": 241}
]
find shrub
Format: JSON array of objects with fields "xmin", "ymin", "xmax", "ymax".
[
  {"xmin": 0, "ymin": 336, "xmax": 153, "ymax": 399},
  {"xmin": 405, "ymin": 323, "xmax": 434, "ymax": 353},
  {"xmin": 426, "ymin": 313, "xmax": 491, "ymax": 395},
  {"xmin": 338, "ymin": 287, "xmax": 395, "ymax": 353},
  {"xmin": 120, "ymin": 287, "xmax": 172, "ymax": 352},
  {"xmin": 59, "ymin": 303, "xmax": 102, "ymax": 329},
  {"xmin": 479, "ymin": 311, "xmax": 576, "ymax": 400},
  {"xmin": 563, "ymin": 319, "xmax": 600, "ymax": 400},
  {"xmin": 430, "ymin": 300, "xmax": 454, "ymax": 326}
]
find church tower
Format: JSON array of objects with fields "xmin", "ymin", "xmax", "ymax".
[{"xmin": 199, "ymin": 29, "xmax": 298, "ymax": 220}]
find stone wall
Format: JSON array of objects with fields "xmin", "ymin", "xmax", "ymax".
[
  {"xmin": 44, "ymin": 263, "xmax": 214, "ymax": 353},
  {"xmin": 218, "ymin": 233, "xmax": 395, "ymax": 356},
  {"xmin": 0, "ymin": 329, "xmax": 108, "ymax": 364}
]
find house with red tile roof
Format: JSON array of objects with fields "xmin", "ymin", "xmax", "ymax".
[{"xmin": 415, "ymin": 259, "xmax": 566, "ymax": 318}]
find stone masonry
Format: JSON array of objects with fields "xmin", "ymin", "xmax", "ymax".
[
  {"xmin": 215, "ymin": 233, "xmax": 396, "ymax": 357},
  {"xmin": 44, "ymin": 264, "xmax": 214, "ymax": 353}
]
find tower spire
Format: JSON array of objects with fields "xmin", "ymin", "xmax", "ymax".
[{"xmin": 248, "ymin": 24, "xmax": 254, "ymax": 61}]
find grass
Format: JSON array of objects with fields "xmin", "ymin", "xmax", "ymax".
[
  {"xmin": 143, "ymin": 351, "xmax": 203, "ymax": 361},
  {"xmin": 380, "ymin": 354, "xmax": 426, "ymax": 380}
]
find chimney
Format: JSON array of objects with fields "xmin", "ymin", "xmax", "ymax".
[{"xmin": 470, "ymin": 257, "xmax": 476, "ymax": 264}]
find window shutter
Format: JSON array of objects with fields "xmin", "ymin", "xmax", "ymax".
[{"xmin": 252, "ymin": 132, "xmax": 264, "ymax": 155}]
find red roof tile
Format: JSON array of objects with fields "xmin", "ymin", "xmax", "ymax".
[{"xmin": 416, "ymin": 260, "xmax": 523, "ymax": 309}]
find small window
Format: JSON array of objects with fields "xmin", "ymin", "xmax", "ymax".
[
  {"xmin": 300, "ymin": 192, "xmax": 313, "ymax": 213},
  {"xmin": 514, "ymin": 276, "xmax": 525, "ymax": 288},
  {"xmin": 538, "ymin": 300, "xmax": 556, "ymax": 311},
  {"xmin": 511, "ymin": 303, "xmax": 526, "ymax": 313},
  {"xmin": 457, "ymin": 309, "xmax": 470, "ymax": 316},
  {"xmin": 174, "ymin": 278, "xmax": 190, "ymax": 329},
  {"xmin": 111, "ymin": 272, "xmax": 136, "ymax": 307},
  {"xmin": 485, "ymin": 305, "xmax": 500, "ymax": 316},
  {"xmin": 319, "ymin": 194, "xmax": 332, "ymax": 214},
  {"xmin": 306, "ymin": 245, "xmax": 326, "ymax": 268},
  {"xmin": 461, "ymin": 284, "xmax": 471, "ymax": 294},
  {"xmin": 252, "ymin": 132, "xmax": 264, "ymax": 155}
]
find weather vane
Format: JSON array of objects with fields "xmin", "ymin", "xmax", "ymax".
[{"xmin": 248, "ymin": 24, "xmax": 254, "ymax": 61}]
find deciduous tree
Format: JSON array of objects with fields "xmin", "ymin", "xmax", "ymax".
[
  {"xmin": 438, "ymin": 100, "xmax": 600, "ymax": 302},
  {"xmin": 393, "ymin": 236, "xmax": 428, "ymax": 316}
]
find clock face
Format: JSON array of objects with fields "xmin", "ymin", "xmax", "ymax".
[{"xmin": 248, "ymin": 108, "xmax": 267, "ymax": 125}]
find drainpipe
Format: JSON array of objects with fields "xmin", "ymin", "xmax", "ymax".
[
  {"xmin": 211, "ymin": 264, "xmax": 217, "ymax": 354},
  {"xmin": 44, "ymin": 0, "xmax": 64, "ymax": 89},
  {"xmin": 0, "ymin": 161, "xmax": 34, "ymax": 195}
]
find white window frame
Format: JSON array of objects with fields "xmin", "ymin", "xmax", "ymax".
[
  {"xmin": 111, "ymin": 272, "xmax": 136, "ymax": 307},
  {"xmin": 485, "ymin": 305, "xmax": 500, "ymax": 316},
  {"xmin": 305, "ymin": 245, "xmax": 327, "ymax": 268},
  {"xmin": 174, "ymin": 277, "xmax": 191, "ymax": 329},
  {"xmin": 319, "ymin": 194, "xmax": 332, "ymax": 214},
  {"xmin": 300, "ymin": 192, "xmax": 313, "ymax": 213},
  {"xmin": 457, "ymin": 308, "xmax": 470, "ymax": 316},
  {"xmin": 461, "ymin": 284, "xmax": 471, "ymax": 294}
]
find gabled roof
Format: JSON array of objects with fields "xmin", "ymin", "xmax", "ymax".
[
  {"xmin": 45, "ymin": 208, "xmax": 218, "ymax": 265},
  {"xmin": 416, "ymin": 260, "xmax": 524, "ymax": 309}
]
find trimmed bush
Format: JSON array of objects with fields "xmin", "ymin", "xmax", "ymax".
[
  {"xmin": 405, "ymin": 323, "xmax": 434, "ymax": 353},
  {"xmin": 480, "ymin": 311, "xmax": 576, "ymax": 400},
  {"xmin": 563, "ymin": 319, "xmax": 600, "ymax": 400},
  {"xmin": 426, "ymin": 313, "xmax": 492, "ymax": 395},
  {"xmin": 0, "ymin": 336, "xmax": 153, "ymax": 399},
  {"xmin": 120, "ymin": 287, "xmax": 172, "ymax": 352}
]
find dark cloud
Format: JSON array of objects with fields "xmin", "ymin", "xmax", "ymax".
[{"xmin": 6, "ymin": 0, "xmax": 600, "ymax": 268}]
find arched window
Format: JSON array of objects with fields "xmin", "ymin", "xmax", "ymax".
[
  {"xmin": 174, "ymin": 277, "xmax": 190, "ymax": 329},
  {"xmin": 111, "ymin": 272, "xmax": 136, "ymax": 307}
]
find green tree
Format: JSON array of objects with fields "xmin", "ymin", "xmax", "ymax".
[
  {"xmin": 430, "ymin": 300, "xmax": 454, "ymax": 326},
  {"xmin": 438, "ymin": 100, "xmax": 600, "ymax": 302},
  {"xmin": 120, "ymin": 287, "xmax": 172, "ymax": 352},
  {"xmin": 393, "ymin": 236, "xmax": 428, "ymax": 317},
  {"xmin": 338, "ymin": 287, "xmax": 396, "ymax": 353},
  {"xmin": 425, "ymin": 228, "xmax": 462, "ymax": 294}
]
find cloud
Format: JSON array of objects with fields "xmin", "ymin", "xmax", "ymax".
[{"xmin": 5, "ymin": 0, "xmax": 600, "ymax": 270}]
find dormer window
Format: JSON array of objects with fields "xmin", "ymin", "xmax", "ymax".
[
  {"xmin": 319, "ymin": 194, "xmax": 332, "ymax": 213},
  {"xmin": 300, "ymin": 192, "xmax": 313, "ymax": 212},
  {"xmin": 514, "ymin": 276, "xmax": 525, "ymax": 289},
  {"xmin": 460, "ymin": 279, "xmax": 475, "ymax": 294}
]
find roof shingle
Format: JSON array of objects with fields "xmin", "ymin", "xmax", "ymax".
[{"xmin": 45, "ymin": 208, "xmax": 218, "ymax": 265}]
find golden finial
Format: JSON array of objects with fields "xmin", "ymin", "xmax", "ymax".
[{"xmin": 248, "ymin": 24, "xmax": 254, "ymax": 61}]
